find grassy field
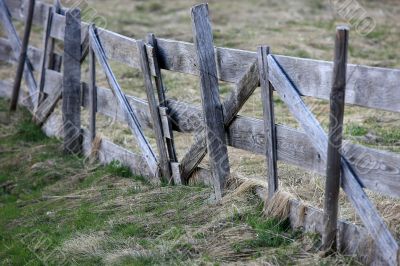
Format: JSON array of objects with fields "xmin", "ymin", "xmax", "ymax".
[
  {"xmin": 0, "ymin": 0, "xmax": 400, "ymax": 264},
  {"xmin": 0, "ymin": 99, "xmax": 362, "ymax": 265}
]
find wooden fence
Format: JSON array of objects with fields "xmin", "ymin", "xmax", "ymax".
[{"xmin": 0, "ymin": 0, "xmax": 399, "ymax": 264}]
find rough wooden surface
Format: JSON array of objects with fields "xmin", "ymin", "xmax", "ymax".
[
  {"xmin": 89, "ymin": 25, "xmax": 159, "ymax": 180},
  {"xmin": 322, "ymin": 26, "xmax": 348, "ymax": 251},
  {"xmin": 137, "ymin": 39, "xmax": 171, "ymax": 182},
  {"xmin": 191, "ymin": 4, "xmax": 230, "ymax": 200},
  {"xmin": 88, "ymin": 44, "xmax": 96, "ymax": 142},
  {"xmin": 62, "ymin": 8, "xmax": 81, "ymax": 154},
  {"xmin": 147, "ymin": 33, "xmax": 178, "ymax": 164},
  {"xmin": 257, "ymin": 46, "xmax": 278, "ymax": 200},
  {"xmin": 268, "ymin": 53, "xmax": 399, "ymax": 265}
]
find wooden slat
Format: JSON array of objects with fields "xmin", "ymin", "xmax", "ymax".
[
  {"xmin": 88, "ymin": 25, "xmax": 159, "ymax": 180},
  {"xmin": 0, "ymin": 0, "xmax": 37, "ymax": 108},
  {"xmin": 191, "ymin": 4, "xmax": 230, "ymax": 200},
  {"xmin": 28, "ymin": 70, "xmax": 400, "ymax": 198},
  {"xmin": 268, "ymin": 53, "xmax": 399, "ymax": 265},
  {"xmin": 258, "ymin": 46, "xmax": 278, "ymax": 199},
  {"xmin": 62, "ymin": 9, "xmax": 81, "ymax": 154},
  {"xmin": 88, "ymin": 44, "xmax": 96, "ymax": 142},
  {"xmin": 147, "ymin": 33, "xmax": 178, "ymax": 164},
  {"xmin": 137, "ymin": 39, "xmax": 171, "ymax": 182}
]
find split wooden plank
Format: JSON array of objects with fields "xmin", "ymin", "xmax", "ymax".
[
  {"xmin": 191, "ymin": 3, "xmax": 230, "ymax": 200},
  {"xmin": 62, "ymin": 8, "xmax": 81, "ymax": 154},
  {"xmin": 257, "ymin": 46, "xmax": 278, "ymax": 199},
  {"xmin": 88, "ymin": 41, "xmax": 96, "ymax": 142},
  {"xmin": 268, "ymin": 53, "xmax": 399, "ymax": 266},
  {"xmin": 322, "ymin": 26, "xmax": 349, "ymax": 251},
  {"xmin": 147, "ymin": 33, "xmax": 178, "ymax": 165},
  {"xmin": 0, "ymin": 0, "xmax": 37, "ymax": 109},
  {"xmin": 88, "ymin": 25, "xmax": 159, "ymax": 180},
  {"xmin": 137, "ymin": 39, "xmax": 171, "ymax": 182},
  {"xmin": 179, "ymin": 60, "xmax": 259, "ymax": 182},
  {"xmin": 37, "ymin": 5, "xmax": 53, "ymax": 108}
]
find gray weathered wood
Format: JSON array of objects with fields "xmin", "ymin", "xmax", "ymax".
[
  {"xmin": 322, "ymin": 26, "xmax": 349, "ymax": 251},
  {"xmin": 147, "ymin": 33, "xmax": 178, "ymax": 165},
  {"xmin": 268, "ymin": 53, "xmax": 399, "ymax": 265},
  {"xmin": 137, "ymin": 39, "xmax": 171, "ymax": 182},
  {"xmin": 62, "ymin": 8, "xmax": 81, "ymax": 154},
  {"xmin": 180, "ymin": 60, "xmax": 259, "ymax": 182},
  {"xmin": 171, "ymin": 162, "xmax": 182, "ymax": 185},
  {"xmin": 88, "ymin": 42, "xmax": 96, "ymax": 142},
  {"xmin": 37, "ymin": 5, "xmax": 53, "ymax": 108},
  {"xmin": 0, "ymin": 0, "xmax": 37, "ymax": 110},
  {"xmin": 191, "ymin": 4, "xmax": 230, "ymax": 200},
  {"xmin": 88, "ymin": 25, "xmax": 159, "ymax": 179},
  {"xmin": 257, "ymin": 46, "xmax": 278, "ymax": 200}
]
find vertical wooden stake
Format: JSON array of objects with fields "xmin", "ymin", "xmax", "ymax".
[
  {"xmin": 146, "ymin": 33, "xmax": 179, "ymax": 164},
  {"xmin": 36, "ymin": 5, "xmax": 53, "ymax": 109},
  {"xmin": 137, "ymin": 40, "xmax": 172, "ymax": 182},
  {"xmin": 322, "ymin": 26, "xmax": 349, "ymax": 251},
  {"xmin": 191, "ymin": 4, "xmax": 230, "ymax": 201},
  {"xmin": 9, "ymin": 0, "xmax": 36, "ymax": 111},
  {"xmin": 63, "ymin": 8, "xmax": 82, "ymax": 154},
  {"xmin": 89, "ymin": 34, "xmax": 97, "ymax": 142},
  {"xmin": 257, "ymin": 46, "xmax": 278, "ymax": 200}
]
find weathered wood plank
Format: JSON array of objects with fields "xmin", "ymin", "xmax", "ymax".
[
  {"xmin": 62, "ymin": 9, "xmax": 81, "ymax": 154},
  {"xmin": 137, "ymin": 39, "xmax": 171, "ymax": 182},
  {"xmin": 88, "ymin": 43, "xmax": 96, "ymax": 142},
  {"xmin": 258, "ymin": 46, "xmax": 278, "ymax": 200},
  {"xmin": 89, "ymin": 25, "xmax": 159, "ymax": 179},
  {"xmin": 322, "ymin": 26, "xmax": 348, "ymax": 251},
  {"xmin": 268, "ymin": 53, "xmax": 399, "ymax": 265},
  {"xmin": 147, "ymin": 33, "xmax": 178, "ymax": 164},
  {"xmin": 191, "ymin": 4, "xmax": 231, "ymax": 200},
  {"xmin": 37, "ymin": 5, "xmax": 53, "ymax": 108},
  {"xmin": 0, "ymin": 0, "xmax": 37, "ymax": 109}
]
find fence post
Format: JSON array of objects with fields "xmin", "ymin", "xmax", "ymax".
[
  {"xmin": 88, "ymin": 30, "xmax": 97, "ymax": 143},
  {"xmin": 191, "ymin": 3, "xmax": 230, "ymax": 201},
  {"xmin": 62, "ymin": 8, "xmax": 82, "ymax": 154},
  {"xmin": 137, "ymin": 40, "xmax": 172, "ymax": 182},
  {"xmin": 322, "ymin": 26, "xmax": 349, "ymax": 251},
  {"xmin": 257, "ymin": 46, "xmax": 278, "ymax": 200},
  {"xmin": 9, "ymin": 0, "xmax": 35, "ymax": 111}
]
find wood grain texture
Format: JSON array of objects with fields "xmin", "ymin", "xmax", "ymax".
[
  {"xmin": 0, "ymin": 0, "xmax": 37, "ymax": 109},
  {"xmin": 88, "ymin": 44, "xmax": 96, "ymax": 142},
  {"xmin": 268, "ymin": 53, "xmax": 399, "ymax": 265},
  {"xmin": 89, "ymin": 25, "xmax": 159, "ymax": 179},
  {"xmin": 137, "ymin": 39, "xmax": 171, "ymax": 182},
  {"xmin": 147, "ymin": 33, "xmax": 178, "ymax": 164},
  {"xmin": 257, "ymin": 46, "xmax": 278, "ymax": 199},
  {"xmin": 191, "ymin": 4, "xmax": 230, "ymax": 200},
  {"xmin": 62, "ymin": 8, "xmax": 81, "ymax": 154},
  {"xmin": 322, "ymin": 26, "xmax": 348, "ymax": 251}
]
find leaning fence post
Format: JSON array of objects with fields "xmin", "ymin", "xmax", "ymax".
[
  {"xmin": 62, "ymin": 8, "xmax": 82, "ymax": 154},
  {"xmin": 191, "ymin": 3, "xmax": 231, "ymax": 201},
  {"xmin": 257, "ymin": 46, "xmax": 278, "ymax": 200},
  {"xmin": 88, "ymin": 27, "xmax": 97, "ymax": 143},
  {"xmin": 9, "ymin": 0, "xmax": 35, "ymax": 111},
  {"xmin": 322, "ymin": 26, "xmax": 349, "ymax": 251}
]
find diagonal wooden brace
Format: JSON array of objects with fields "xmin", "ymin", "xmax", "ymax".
[
  {"xmin": 180, "ymin": 60, "xmax": 259, "ymax": 183},
  {"xmin": 267, "ymin": 54, "xmax": 399, "ymax": 266}
]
